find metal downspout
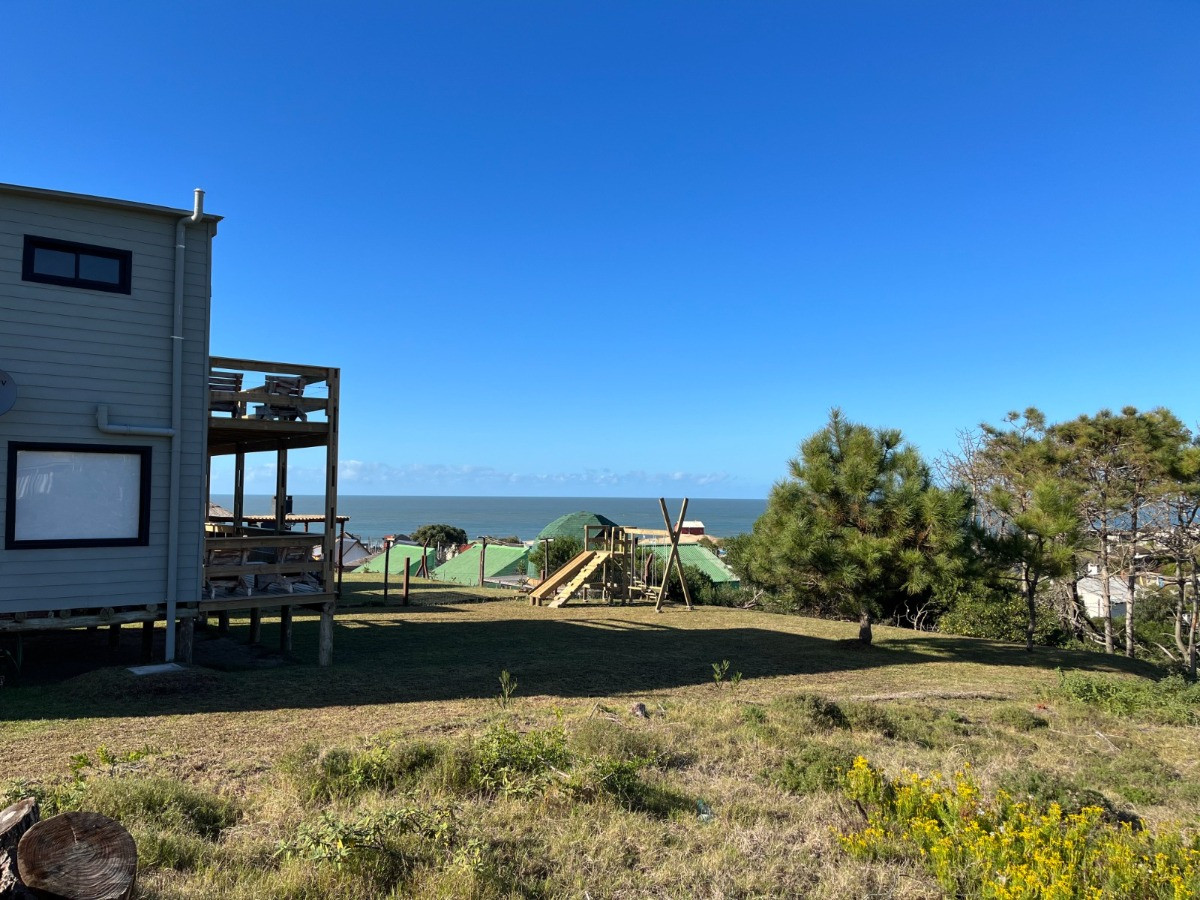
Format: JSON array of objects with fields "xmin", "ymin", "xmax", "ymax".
[{"xmin": 166, "ymin": 189, "xmax": 204, "ymax": 662}]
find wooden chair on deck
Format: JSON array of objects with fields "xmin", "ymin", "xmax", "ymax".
[
  {"xmin": 209, "ymin": 371, "xmax": 244, "ymax": 417},
  {"xmin": 253, "ymin": 375, "xmax": 307, "ymax": 422},
  {"xmin": 204, "ymin": 547, "xmax": 249, "ymax": 598}
]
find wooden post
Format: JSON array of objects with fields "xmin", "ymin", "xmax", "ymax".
[
  {"xmin": 478, "ymin": 537, "xmax": 487, "ymax": 587},
  {"xmin": 249, "ymin": 609, "xmax": 262, "ymax": 644},
  {"xmin": 280, "ymin": 607, "xmax": 293, "ymax": 654},
  {"xmin": 108, "ymin": 623, "xmax": 121, "ymax": 651},
  {"xmin": 542, "ymin": 538, "xmax": 549, "ymax": 580},
  {"xmin": 140, "ymin": 621, "xmax": 154, "ymax": 662},
  {"xmin": 336, "ymin": 519, "xmax": 346, "ymax": 598},
  {"xmin": 274, "ymin": 447, "xmax": 288, "ymax": 533},
  {"xmin": 403, "ymin": 558, "xmax": 410, "ymax": 605},
  {"xmin": 233, "ymin": 450, "xmax": 245, "ymax": 527},
  {"xmin": 324, "ymin": 366, "xmax": 340, "ymax": 608},
  {"xmin": 217, "ymin": 612, "xmax": 230, "ymax": 635},
  {"xmin": 382, "ymin": 539, "xmax": 392, "ymax": 603},
  {"xmin": 177, "ymin": 617, "xmax": 194, "ymax": 664},
  {"xmin": 318, "ymin": 603, "xmax": 333, "ymax": 667}
]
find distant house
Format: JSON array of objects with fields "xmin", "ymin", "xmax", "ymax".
[
  {"xmin": 432, "ymin": 542, "xmax": 530, "ymax": 587},
  {"xmin": 1077, "ymin": 576, "xmax": 1130, "ymax": 619},
  {"xmin": 650, "ymin": 543, "xmax": 739, "ymax": 586},
  {"xmin": 680, "ymin": 520, "xmax": 705, "ymax": 536},
  {"xmin": 353, "ymin": 542, "xmax": 437, "ymax": 577}
]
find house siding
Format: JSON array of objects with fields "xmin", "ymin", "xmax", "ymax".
[{"xmin": 0, "ymin": 188, "xmax": 214, "ymax": 613}]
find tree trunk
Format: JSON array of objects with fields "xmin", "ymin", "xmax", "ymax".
[
  {"xmin": 17, "ymin": 812, "xmax": 136, "ymax": 900},
  {"xmin": 1125, "ymin": 509, "xmax": 1139, "ymax": 659},
  {"xmin": 1024, "ymin": 571, "xmax": 1037, "ymax": 653},
  {"xmin": 858, "ymin": 610, "xmax": 873, "ymax": 646},
  {"xmin": 0, "ymin": 797, "xmax": 39, "ymax": 899},
  {"xmin": 1099, "ymin": 526, "xmax": 1114, "ymax": 654}
]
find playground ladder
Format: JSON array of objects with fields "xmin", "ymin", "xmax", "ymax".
[{"xmin": 547, "ymin": 550, "xmax": 612, "ymax": 608}]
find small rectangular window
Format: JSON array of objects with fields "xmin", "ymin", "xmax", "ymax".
[
  {"xmin": 5, "ymin": 442, "xmax": 151, "ymax": 549},
  {"xmin": 22, "ymin": 235, "xmax": 132, "ymax": 294}
]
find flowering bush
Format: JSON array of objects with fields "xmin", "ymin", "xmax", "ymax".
[{"xmin": 839, "ymin": 756, "xmax": 1200, "ymax": 899}]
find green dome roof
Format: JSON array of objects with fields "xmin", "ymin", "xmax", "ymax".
[{"xmin": 535, "ymin": 510, "xmax": 617, "ymax": 541}]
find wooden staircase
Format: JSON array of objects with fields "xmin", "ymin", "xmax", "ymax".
[{"xmin": 547, "ymin": 550, "xmax": 611, "ymax": 607}]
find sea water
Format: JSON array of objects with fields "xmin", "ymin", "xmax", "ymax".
[{"xmin": 210, "ymin": 495, "xmax": 766, "ymax": 544}]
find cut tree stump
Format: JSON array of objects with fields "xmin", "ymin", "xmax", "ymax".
[
  {"xmin": 17, "ymin": 812, "xmax": 136, "ymax": 900},
  {"xmin": 0, "ymin": 797, "xmax": 40, "ymax": 899}
]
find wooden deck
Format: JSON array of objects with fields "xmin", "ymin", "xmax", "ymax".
[{"xmin": 204, "ymin": 357, "xmax": 341, "ymax": 666}]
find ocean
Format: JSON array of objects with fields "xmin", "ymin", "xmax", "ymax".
[{"xmin": 210, "ymin": 495, "xmax": 766, "ymax": 544}]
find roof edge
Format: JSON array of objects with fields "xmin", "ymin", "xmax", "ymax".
[{"xmin": 0, "ymin": 182, "xmax": 224, "ymax": 223}]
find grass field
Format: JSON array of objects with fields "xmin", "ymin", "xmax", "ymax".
[{"xmin": 1, "ymin": 578, "xmax": 1197, "ymax": 898}]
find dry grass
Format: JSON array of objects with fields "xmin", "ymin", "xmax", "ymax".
[{"xmin": 0, "ymin": 588, "xmax": 1189, "ymax": 898}]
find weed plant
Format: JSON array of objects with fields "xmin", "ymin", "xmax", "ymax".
[
  {"xmin": 841, "ymin": 756, "xmax": 1200, "ymax": 899},
  {"xmin": 1054, "ymin": 670, "xmax": 1200, "ymax": 725}
]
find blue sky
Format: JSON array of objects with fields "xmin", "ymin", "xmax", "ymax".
[{"xmin": 5, "ymin": 2, "xmax": 1198, "ymax": 498}]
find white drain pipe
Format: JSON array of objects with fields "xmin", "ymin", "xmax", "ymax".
[{"xmin": 164, "ymin": 189, "xmax": 205, "ymax": 662}]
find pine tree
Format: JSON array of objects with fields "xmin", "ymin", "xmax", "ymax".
[{"xmin": 737, "ymin": 409, "xmax": 972, "ymax": 645}]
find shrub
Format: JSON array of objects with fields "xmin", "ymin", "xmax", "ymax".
[
  {"xmin": 1055, "ymin": 670, "xmax": 1200, "ymax": 725},
  {"xmin": 772, "ymin": 744, "xmax": 855, "ymax": 796},
  {"xmin": 996, "ymin": 767, "xmax": 1120, "ymax": 821},
  {"xmin": 840, "ymin": 756, "xmax": 1200, "ymax": 899},
  {"xmin": 280, "ymin": 741, "xmax": 442, "ymax": 805},
  {"xmin": 769, "ymin": 694, "xmax": 849, "ymax": 731},
  {"xmin": 991, "ymin": 704, "xmax": 1049, "ymax": 732},
  {"xmin": 83, "ymin": 776, "xmax": 238, "ymax": 840}
]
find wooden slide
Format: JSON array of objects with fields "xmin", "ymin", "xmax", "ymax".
[{"xmin": 530, "ymin": 550, "xmax": 612, "ymax": 607}]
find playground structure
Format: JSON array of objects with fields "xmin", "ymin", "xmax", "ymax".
[{"xmin": 529, "ymin": 498, "xmax": 696, "ymax": 611}]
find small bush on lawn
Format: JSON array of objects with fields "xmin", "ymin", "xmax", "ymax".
[
  {"xmin": 772, "ymin": 744, "xmax": 855, "ymax": 796},
  {"xmin": 84, "ymin": 776, "xmax": 238, "ymax": 840},
  {"xmin": 1054, "ymin": 670, "xmax": 1200, "ymax": 725},
  {"xmin": 769, "ymin": 693, "xmax": 849, "ymax": 732},
  {"xmin": 997, "ymin": 767, "xmax": 1121, "ymax": 822},
  {"xmin": 991, "ymin": 704, "xmax": 1049, "ymax": 732},
  {"xmin": 840, "ymin": 756, "xmax": 1200, "ymax": 899},
  {"xmin": 280, "ymin": 741, "xmax": 442, "ymax": 805},
  {"xmin": 277, "ymin": 801, "xmax": 485, "ymax": 892}
]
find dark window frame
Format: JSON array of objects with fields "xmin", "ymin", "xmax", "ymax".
[
  {"xmin": 5, "ymin": 442, "xmax": 152, "ymax": 550},
  {"xmin": 22, "ymin": 235, "xmax": 133, "ymax": 294}
]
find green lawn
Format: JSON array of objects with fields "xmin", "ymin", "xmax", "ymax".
[{"xmin": 1, "ymin": 584, "xmax": 1194, "ymax": 898}]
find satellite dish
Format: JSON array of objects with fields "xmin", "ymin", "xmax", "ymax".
[{"xmin": 0, "ymin": 369, "xmax": 16, "ymax": 416}]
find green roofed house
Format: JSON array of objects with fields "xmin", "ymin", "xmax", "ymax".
[
  {"xmin": 651, "ymin": 543, "xmax": 740, "ymax": 586},
  {"xmin": 353, "ymin": 543, "xmax": 436, "ymax": 577},
  {"xmin": 535, "ymin": 511, "xmax": 618, "ymax": 542},
  {"xmin": 431, "ymin": 542, "xmax": 530, "ymax": 587}
]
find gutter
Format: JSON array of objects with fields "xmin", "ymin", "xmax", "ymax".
[{"xmin": 164, "ymin": 189, "xmax": 205, "ymax": 662}]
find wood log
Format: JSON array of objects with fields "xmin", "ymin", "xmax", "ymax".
[
  {"xmin": 0, "ymin": 797, "xmax": 39, "ymax": 898},
  {"xmin": 17, "ymin": 812, "xmax": 136, "ymax": 900}
]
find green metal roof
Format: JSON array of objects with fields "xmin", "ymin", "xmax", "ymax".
[
  {"xmin": 353, "ymin": 544, "xmax": 437, "ymax": 576},
  {"xmin": 652, "ymin": 544, "xmax": 740, "ymax": 585},
  {"xmin": 431, "ymin": 543, "xmax": 530, "ymax": 586},
  {"xmin": 535, "ymin": 511, "xmax": 617, "ymax": 542}
]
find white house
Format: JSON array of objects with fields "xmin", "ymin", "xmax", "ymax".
[{"xmin": 1, "ymin": 184, "xmax": 341, "ymax": 665}]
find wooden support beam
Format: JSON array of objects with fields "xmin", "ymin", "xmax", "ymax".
[
  {"xmin": 318, "ymin": 603, "xmax": 334, "ymax": 667},
  {"xmin": 177, "ymin": 617, "xmax": 194, "ymax": 664},
  {"xmin": 141, "ymin": 621, "xmax": 154, "ymax": 662},
  {"xmin": 249, "ymin": 609, "xmax": 262, "ymax": 644},
  {"xmin": 280, "ymin": 607, "xmax": 293, "ymax": 654},
  {"xmin": 403, "ymin": 558, "xmax": 410, "ymax": 605},
  {"xmin": 217, "ymin": 612, "xmax": 230, "ymax": 635},
  {"xmin": 108, "ymin": 623, "xmax": 121, "ymax": 651}
]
